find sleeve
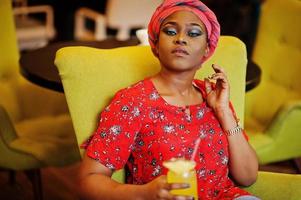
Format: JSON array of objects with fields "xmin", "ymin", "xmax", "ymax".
[
  {"xmin": 229, "ymin": 102, "xmax": 249, "ymax": 141},
  {"xmin": 83, "ymin": 89, "xmax": 143, "ymax": 170}
]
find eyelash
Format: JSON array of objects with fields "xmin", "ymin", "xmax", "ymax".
[{"xmin": 163, "ymin": 28, "xmax": 202, "ymax": 37}]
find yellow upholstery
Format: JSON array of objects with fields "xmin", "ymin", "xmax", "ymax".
[
  {"xmin": 0, "ymin": 2, "xmax": 19, "ymax": 80},
  {"xmin": 0, "ymin": 0, "xmax": 79, "ymax": 172},
  {"xmin": 245, "ymin": 0, "xmax": 301, "ymax": 164},
  {"xmin": 55, "ymin": 35, "xmax": 301, "ymax": 199},
  {"xmin": 0, "ymin": 0, "xmax": 79, "ymax": 168},
  {"xmin": 0, "ymin": 1, "xmax": 78, "ymax": 199},
  {"xmin": 55, "ymin": 36, "xmax": 246, "ymax": 153}
]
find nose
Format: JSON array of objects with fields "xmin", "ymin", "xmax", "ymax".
[
  {"xmin": 174, "ymin": 32, "xmax": 187, "ymax": 45},
  {"xmin": 175, "ymin": 38, "xmax": 187, "ymax": 45}
]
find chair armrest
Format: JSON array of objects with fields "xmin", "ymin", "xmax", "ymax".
[
  {"xmin": 244, "ymin": 171, "xmax": 301, "ymax": 200},
  {"xmin": 0, "ymin": 104, "xmax": 18, "ymax": 144},
  {"xmin": 0, "ymin": 104, "xmax": 41, "ymax": 170},
  {"xmin": 266, "ymin": 100, "xmax": 301, "ymax": 138},
  {"xmin": 74, "ymin": 7, "xmax": 107, "ymax": 41},
  {"xmin": 250, "ymin": 100, "xmax": 301, "ymax": 163},
  {"xmin": 13, "ymin": 5, "xmax": 56, "ymax": 39},
  {"xmin": 16, "ymin": 81, "xmax": 69, "ymax": 118}
]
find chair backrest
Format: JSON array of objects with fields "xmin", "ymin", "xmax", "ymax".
[
  {"xmin": 245, "ymin": 0, "xmax": 301, "ymax": 125},
  {"xmin": 0, "ymin": 0, "xmax": 66, "ymax": 122},
  {"xmin": 55, "ymin": 36, "xmax": 247, "ymax": 155},
  {"xmin": 0, "ymin": 0, "xmax": 20, "ymax": 79},
  {"xmin": 0, "ymin": 0, "xmax": 21, "ymax": 122}
]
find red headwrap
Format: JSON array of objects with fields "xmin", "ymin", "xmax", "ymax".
[{"xmin": 148, "ymin": 0, "xmax": 220, "ymax": 63}]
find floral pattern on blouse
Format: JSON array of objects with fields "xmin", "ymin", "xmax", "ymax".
[{"xmin": 84, "ymin": 78, "xmax": 250, "ymax": 199}]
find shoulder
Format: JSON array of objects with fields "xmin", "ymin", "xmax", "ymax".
[{"xmin": 112, "ymin": 79, "xmax": 150, "ymax": 103}]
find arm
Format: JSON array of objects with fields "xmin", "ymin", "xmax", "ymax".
[
  {"xmin": 78, "ymin": 90, "xmax": 191, "ymax": 200},
  {"xmin": 205, "ymin": 64, "xmax": 258, "ymax": 186},
  {"xmin": 78, "ymin": 154, "xmax": 144, "ymax": 200},
  {"xmin": 215, "ymin": 107, "xmax": 258, "ymax": 186},
  {"xmin": 78, "ymin": 154, "xmax": 191, "ymax": 200}
]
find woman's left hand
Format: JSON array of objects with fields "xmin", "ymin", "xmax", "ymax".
[{"xmin": 204, "ymin": 64, "xmax": 230, "ymax": 113}]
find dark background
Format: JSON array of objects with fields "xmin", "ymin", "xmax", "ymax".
[{"xmin": 27, "ymin": 0, "xmax": 261, "ymax": 57}]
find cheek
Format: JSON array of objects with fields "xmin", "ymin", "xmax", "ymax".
[
  {"xmin": 191, "ymin": 46, "xmax": 206, "ymax": 59},
  {"xmin": 192, "ymin": 41, "xmax": 208, "ymax": 57}
]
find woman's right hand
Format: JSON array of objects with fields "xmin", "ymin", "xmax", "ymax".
[{"xmin": 142, "ymin": 175, "xmax": 194, "ymax": 200}]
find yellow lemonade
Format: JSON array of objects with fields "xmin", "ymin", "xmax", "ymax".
[{"xmin": 163, "ymin": 159, "xmax": 198, "ymax": 199}]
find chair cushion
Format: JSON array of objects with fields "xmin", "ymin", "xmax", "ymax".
[
  {"xmin": 244, "ymin": 171, "xmax": 301, "ymax": 200},
  {"xmin": 16, "ymin": 79, "xmax": 69, "ymax": 120},
  {"xmin": 0, "ymin": 81, "xmax": 20, "ymax": 122},
  {"xmin": 9, "ymin": 114, "xmax": 80, "ymax": 166},
  {"xmin": 246, "ymin": 0, "xmax": 301, "ymax": 125}
]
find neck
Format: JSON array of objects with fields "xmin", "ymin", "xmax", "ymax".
[{"xmin": 154, "ymin": 69, "xmax": 196, "ymax": 96}]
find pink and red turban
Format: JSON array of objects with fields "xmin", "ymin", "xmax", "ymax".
[{"xmin": 148, "ymin": 0, "xmax": 220, "ymax": 63}]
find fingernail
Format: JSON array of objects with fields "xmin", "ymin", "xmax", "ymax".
[{"xmin": 183, "ymin": 183, "xmax": 190, "ymax": 188}]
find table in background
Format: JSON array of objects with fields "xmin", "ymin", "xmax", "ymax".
[
  {"xmin": 20, "ymin": 38, "xmax": 261, "ymax": 93},
  {"xmin": 20, "ymin": 38, "xmax": 139, "ymax": 92}
]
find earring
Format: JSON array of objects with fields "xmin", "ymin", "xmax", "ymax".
[{"xmin": 205, "ymin": 48, "xmax": 209, "ymax": 55}]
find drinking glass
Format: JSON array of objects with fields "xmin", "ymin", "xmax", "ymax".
[{"xmin": 163, "ymin": 158, "xmax": 198, "ymax": 199}]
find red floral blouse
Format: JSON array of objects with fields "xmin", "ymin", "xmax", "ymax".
[{"xmin": 84, "ymin": 78, "xmax": 250, "ymax": 199}]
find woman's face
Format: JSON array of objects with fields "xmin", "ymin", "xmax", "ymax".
[{"xmin": 156, "ymin": 10, "xmax": 208, "ymax": 73}]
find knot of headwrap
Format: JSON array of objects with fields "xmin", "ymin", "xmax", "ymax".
[{"xmin": 148, "ymin": 0, "xmax": 220, "ymax": 63}]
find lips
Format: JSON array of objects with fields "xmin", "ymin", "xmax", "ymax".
[{"xmin": 171, "ymin": 48, "xmax": 189, "ymax": 56}]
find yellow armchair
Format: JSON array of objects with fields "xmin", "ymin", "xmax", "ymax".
[
  {"xmin": 55, "ymin": 36, "xmax": 246, "ymax": 152},
  {"xmin": 55, "ymin": 36, "xmax": 301, "ymax": 199},
  {"xmin": 0, "ymin": 1, "xmax": 79, "ymax": 199},
  {"xmin": 245, "ymin": 0, "xmax": 301, "ymax": 165}
]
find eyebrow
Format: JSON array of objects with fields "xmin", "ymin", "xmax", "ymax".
[{"xmin": 162, "ymin": 21, "xmax": 203, "ymax": 29}]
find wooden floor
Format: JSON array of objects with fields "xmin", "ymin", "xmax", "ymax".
[{"xmin": 0, "ymin": 160, "xmax": 299, "ymax": 200}]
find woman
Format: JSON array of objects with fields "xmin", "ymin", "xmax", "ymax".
[{"xmin": 79, "ymin": 0, "xmax": 259, "ymax": 199}]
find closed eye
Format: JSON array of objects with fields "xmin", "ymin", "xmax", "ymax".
[
  {"xmin": 187, "ymin": 29, "xmax": 203, "ymax": 37},
  {"xmin": 162, "ymin": 27, "xmax": 177, "ymax": 36}
]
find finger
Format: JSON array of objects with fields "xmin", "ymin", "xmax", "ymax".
[
  {"xmin": 162, "ymin": 182, "xmax": 172, "ymax": 190},
  {"xmin": 170, "ymin": 183, "xmax": 190, "ymax": 190},
  {"xmin": 173, "ymin": 195, "xmax": 195, "ymax": 200},
  {"xmin": 210, "ymin": 73, "xmax": 228, "ymax": 82},
  {"xmin": 204, "ymin": 78, "xmax": 213, "ymax": 94},
  {"xmin": 212, "ymin": 64, "xmax": 225, "ymax": 74},
  {"xmin": 159, "ymin": 176, "xmax": 172, "ymax": 191},
  {"xmin": 157, "ymin": 188, "xmax": 173, "ymax": 200}
]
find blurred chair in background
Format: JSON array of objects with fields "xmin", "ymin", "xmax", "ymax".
[
  {"xmin": 245, "ymin": 0, "xmax": 301, "ymax": 168},
  {"xmin": 74, "ymin": 0, "xmax": 162, "ymax": 41},
  {"xmin": 0, "ymin": 1, "xmax": 79, "ymax": 199},
  {"xmin": 55, "ymin": 36, "xmax": 301, "ymax": 200},
  {"xmin": 12, "ymin": 0, "xmax": 56, "ymax": 51}
]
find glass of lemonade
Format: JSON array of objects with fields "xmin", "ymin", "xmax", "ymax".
[{"xmin": 163, "ymin": 158, "xmax": 198, "ymax": 199}]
